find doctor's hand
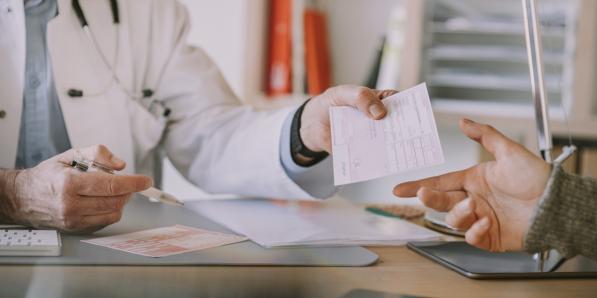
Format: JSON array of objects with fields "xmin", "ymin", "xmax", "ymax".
[
  {"xmin": 7, "ymin": 145, "xmax": 152, "ymax": 234},
  {"xmin": 300, "ymin": 85, "xmax": 397, "ymax": 153},
  {"xmin": 393, "ymin": 119, "xmax": 551, "ymax": 252}
]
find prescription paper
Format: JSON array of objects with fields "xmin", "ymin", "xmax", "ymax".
[
  {"xmin": 330, "ymin": 83, "xmax": 444, "ymax": 185},
  {"xmin": 82, "ymin": 225, "xmax": 247, "ymax": 258}
]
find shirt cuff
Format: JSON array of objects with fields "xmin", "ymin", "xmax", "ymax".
[{"xmin": 279, "ymin": 109, "xmax": 337, "ymax": 199}]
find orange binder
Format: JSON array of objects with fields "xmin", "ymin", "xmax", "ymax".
[
  {"xmin": 266, "ymin": 0, "xmax": 293, "ymax": 96},
  {"xmin": 304, "ymin": 9, "xmax": 331, "ymax": 95}
]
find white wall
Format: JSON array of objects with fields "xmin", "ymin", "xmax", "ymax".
[
  {"xmin": 323, "ymin": 0, "xmax": 403, "ymax": 85},
  {"xmin": 163, "ymin": 0, "xmax": 265, "ymax": 199},
  {"xmin": 176, "ymin": 0, "xmax": 267, "ymax": 100}
]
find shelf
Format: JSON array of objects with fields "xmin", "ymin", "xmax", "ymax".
[
  {"xmin": 430, "ymin": 22, "xmax": 566, "ymax": 38},
  {"xmin": 423, "ymin": 0, "xmax": 576, "ymax": 116},
  {"xmin": 431, "ymin": 98, "xmax": 597, "ymax": 140},
  {"xmin": 429, "ymin": 45, "xmax": 562, "ymax": 65},
  {"xmin": 427, "ymin": 73, "xmax": 561, "ymax": 93},
  {"xmin": 431, "ymin": 98, "xmax": 565, "ymax": 120}
]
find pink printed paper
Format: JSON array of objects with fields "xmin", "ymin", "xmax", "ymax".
[{"xmin": 83, "ymin": 225, "xmax": 247, "ymax": 258}]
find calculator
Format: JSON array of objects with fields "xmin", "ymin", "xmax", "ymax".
[{"xmin": 0, "ymin": 229, "xmax": 62, "ymax": 256}]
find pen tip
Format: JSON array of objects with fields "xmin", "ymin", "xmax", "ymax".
[{"xmin": 162, "ymin": 193, "xmax": 184, "ymax": 206}]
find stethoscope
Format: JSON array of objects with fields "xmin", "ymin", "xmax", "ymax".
[{"xmin": 69, "ymin": 0, "xmax": 171, "ymax": 118}]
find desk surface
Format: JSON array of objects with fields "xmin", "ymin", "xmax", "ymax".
[{"xmin": 1, "ymin": 246, "xmax": 596, "ymax": 298}]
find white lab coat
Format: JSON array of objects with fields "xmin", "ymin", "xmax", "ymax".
[{"xmin": 0, "ymin": 0, "xmax": 314, "ymax": 199}]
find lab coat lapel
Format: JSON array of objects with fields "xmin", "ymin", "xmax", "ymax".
[
  {"xmin": 47, "ymin": 0, "xmax": 136, "ymax": 171},
  {"xmin": 0, "ymin": 0, "xmax": 25, "ymax": 168}
]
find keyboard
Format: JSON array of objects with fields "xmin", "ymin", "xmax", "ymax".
[{"xmin": 0, "ymin": 229, "xmax": 61, "ymax": 256}]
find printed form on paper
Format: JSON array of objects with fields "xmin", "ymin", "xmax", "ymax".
[
  {"xmin": 82, "ymin": 225, "xmax": 247, "ymax": 258},
  {"xmin": 330, "ymin": 83, "xmax": 444, "ymax": 185}
]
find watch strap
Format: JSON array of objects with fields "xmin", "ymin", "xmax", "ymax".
[{"xmin": 290, "ymin": 99, "xmax": 329, "ymax": 166}]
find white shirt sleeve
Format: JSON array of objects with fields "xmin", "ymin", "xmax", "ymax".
[
  {"xmin": 278, "ymin": 109, "xmax": 336, "ymax": 199},
  {"xmin": 154, "ymin": 3, "xmax": 336, "ymax": 200}
]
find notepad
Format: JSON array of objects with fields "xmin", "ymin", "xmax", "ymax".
[{"xmin": 330, "ymin": 83, "xmax": 445, "ymax": 185}]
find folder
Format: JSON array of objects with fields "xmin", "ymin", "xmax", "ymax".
[{"xmin": 188, "ymin": 198, "xmax": 440, "ymax": 248}]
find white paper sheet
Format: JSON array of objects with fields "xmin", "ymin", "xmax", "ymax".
[
  {"xmin": 330, "ymin": 83, "xmax": 445, "ymax": 185},
  {"xmin": 186, "ymin": 198, "xmax": 440, "ymax": 248}
]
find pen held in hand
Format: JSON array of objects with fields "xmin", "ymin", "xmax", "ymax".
[
  {"xmin": 69, "ymin": 159, "xmax": 184, "ymax": 206},
  {"xmin": 139, "ymin": 187, "xmax": 184, "ymax": 206}
]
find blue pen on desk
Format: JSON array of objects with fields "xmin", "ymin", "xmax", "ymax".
[{"xmin": 70, "ymin": 159, "xmax": 184, "ymax": 207}]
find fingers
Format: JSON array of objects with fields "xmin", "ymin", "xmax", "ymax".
[
  {"xmin": 416, "ymin": 187, "xmax": 467, "ymax": 212},
  {"xmin": 329, "ymin": 86, "xmax": 387, "ymax": 120},
  {"xmin": 393, "ymin": 169, "xmax": 468, "ymax": 197},
  {"xmin": 61, "ymin": 194, "xmax": 130, "ymax": 233},
  {"xmin": 83, "ymin": 211, "xmax": 124, "ymax": 229},
  {"xmin": 319, "ymin": 130, "xmax": 332, "ymax": 153},
  {"xmin": 445, "ymin": 198, "xmax": 477, "ymax": 230},
  {"xmin": 58, "ymin": 145, "xmax": 127, "ymax": 171},
  {"xmin": 77, "ymin": 194, "xmax": 132, "ymax": 216},
  {"xmin": 459, "ymin": 119, "xmax": 520, "ymax": 160},
  {"xmin": 465, "ymin": 217, "xmax": 492, "ymax": 251},
  {"xmin": 66, "ymin": 211, "xmax": 124, "ymax": 234},
  {"xmin": 375, "ymin": 89, "xmax": 398, "ymax": 100},
  {"xmin": 59, "ymin": 192, "xmax": 131, "ymax": 233},
  {"xmin": 72, "ymin": 171, "xmax": 153, "ymax": 196}
]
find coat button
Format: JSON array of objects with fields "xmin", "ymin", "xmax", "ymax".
[{"xmin": 0, "ymin": 110, "xmax": 6, "ymax": 119}]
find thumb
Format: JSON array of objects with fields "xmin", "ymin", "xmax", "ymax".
[
  {"xmin": 58, "ymin": 145, "xmax": 126, "ymax": 171},
  {"xmin": 329, "ymin": 86, "xmax": 387, "ymax": 120},
  {"xmin": 459, "ymin": 118, "xmax": 517, "ymax": 159}
]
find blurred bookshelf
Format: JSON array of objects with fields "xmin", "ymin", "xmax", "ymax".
[
  {"xmin": 165, "ymin": 0, "xmax": 597, "ymax": 201},
  {"xmin": 421, "ymin": 0, "xmax": 597, "ymax": 148},
  {"xmin": 255, "ymin": 0, "xmax": 597, "ymax": 177},
  {"xmin": 255, "ymin": 0, "xmax": 596, "ymax": 140}
]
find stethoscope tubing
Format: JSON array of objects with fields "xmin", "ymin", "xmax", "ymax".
[{"xmin": 70, "ymin": 0, "xmax": 172, "ymax": 118}]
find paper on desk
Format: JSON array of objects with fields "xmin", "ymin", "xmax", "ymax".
[
  {"xmin": 330, "ymin": 83, "xmax": 444, "ymax": 185},
  {"xmin": 82, "ymin": 225, "xmax": 247, "ymax": 258},
  {"xmin": 187, "ymin": 198, "xmax": 440, "ymax": 248}
]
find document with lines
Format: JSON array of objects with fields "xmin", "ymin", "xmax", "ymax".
[{"xmin": 330, "ymin": 83, "xmax": 444, "ymax": 185}]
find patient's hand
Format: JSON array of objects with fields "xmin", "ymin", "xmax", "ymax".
[
  {"xmin": 393, "ymin": 119, "xmax": 550, "ymax": 252},
  {"xmin": 3, "ymin": 145, "xmax": 152, "ymax": 234}
]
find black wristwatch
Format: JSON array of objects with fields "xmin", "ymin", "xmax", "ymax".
[{"xmin": 290, "ymin": 99, "xmax": 329, "ymax": 167}]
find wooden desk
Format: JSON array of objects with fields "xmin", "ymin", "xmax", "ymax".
[{"xmin": 1, "ymin": 246, "xmax": 596, "ymax": 298}]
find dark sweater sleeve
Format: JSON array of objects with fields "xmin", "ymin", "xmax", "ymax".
[{"xmin": 524, "ymin": 165, "xmax": 597, "ymax": 259}]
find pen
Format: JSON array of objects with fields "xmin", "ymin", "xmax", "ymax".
[{"xmin": 69, "ymin": 159, "xmax": 184, "ymax": 207}]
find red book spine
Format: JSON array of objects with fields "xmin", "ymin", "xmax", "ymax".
[
  {"xmin": 266, "ymin": 0, "xmax": 293, "ymax": 97},
  {"xmin": 304, "ymin": 9, "xmax": 331, "ymax": 95}
]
